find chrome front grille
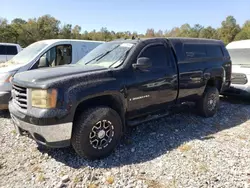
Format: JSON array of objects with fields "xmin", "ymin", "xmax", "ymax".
[
  {"xmin": 12, "ymin": 84, "xmax": 28, "ymax": 110},
  {"xmin": 231, "ymin": 73, "xmax": 248, "ymax": 85}
]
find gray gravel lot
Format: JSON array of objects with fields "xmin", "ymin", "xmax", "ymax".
[{"xmin": 0, "ymin": 97, "xmax": 250, "ymax": 188}]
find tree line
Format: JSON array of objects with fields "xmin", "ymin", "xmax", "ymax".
[{"xmin": 0, "ymin": 15, "xmax": 249, "ymax": 47}]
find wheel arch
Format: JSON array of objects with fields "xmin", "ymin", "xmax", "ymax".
[
  {"xmin": 73, "ymin": 93, "xmax": 126, "ymax": 133},
  {"xmin": 204, "ymin": 67, "xmax": 225, "ymax": 92}
]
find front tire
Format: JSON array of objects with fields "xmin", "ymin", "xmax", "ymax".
[
  {"xmin": 197, "ymin": 86, "xmax": 220, "ymax": 117},
  {"xmin": 71, "ymin": 106, "xmax": 123, "ymax": 160}
]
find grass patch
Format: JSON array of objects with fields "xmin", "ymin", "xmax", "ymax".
[
  {"xmin": 166, "ymin": 177, "xmax": 178, "ymax": 188},
  {"xmin": 88, "ymin": 183, "xmax": 98, "ymax": 188},
  {"xmin": 238, "ymin": 135, "xmax": 247, "ymax": 140},
  {"xmin": 11, "ymin": 130, "xmax": 17, "ymax": 135},
  {"xmin": 59, "ymin": 171, "xmax": 66, "ymax": 177},
  {"xmin": 106, "ymin": 176, "xmax": 114, "ymax": 184},
  {"xmin": 202, "ymin": 135, "xmax": 215, "ymax": 140},
  {"xmin": 178, "ymin": 143, "xmax": 192, "ymax": 152},
  {"xmin": 138, "ymin": 177, "xmax": 165, "ymax": 188},
  {"xmin": 73, "ymin": 176, "xmax": 81, "ymax": 183},
  {"xmin": 198, "ymin": 163, "xmax": 209, "ymax": 173},
  {"xmin": 31, "ymin": 166, "xmax": 43, "ymax": 173},
  {"xmin": 37, "ymin": 173, "xmax": 45, "ymax": 182},
  {"xmin": 145, "ymin": 179, "xmax": 165, "ymax": 188}
]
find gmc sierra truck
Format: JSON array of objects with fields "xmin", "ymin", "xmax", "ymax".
[{"xmin": 9, "ymin": 37, "xmax": 231, "ymax": 159}]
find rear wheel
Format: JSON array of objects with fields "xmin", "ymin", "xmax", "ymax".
[
  {"xmin": 197, "ymin": 86, "xmax": 220, "ymax": 117},
  {"xmin": 36, "ymin": 142, "xmax": 50, "ymax": 151},
  {"xmin": 71, "ymin": 106, "xmax": 123, "ymax": 160}
]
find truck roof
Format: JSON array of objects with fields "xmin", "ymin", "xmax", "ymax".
[
  {"xmin": 226, "ymin": 39, "xmax": 250, "ymax": 49},
  {"xmin": 167, "ymin": 37, "xmax": 223, "ymax": 44},
  {"xmin": 111, "ymin": 37, "xmax": 223, "ymax": 45}
]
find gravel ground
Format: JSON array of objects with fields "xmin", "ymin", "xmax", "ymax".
[{"xmin": 0, "ymin": 96, "xmax": 250, "ymax": 188}]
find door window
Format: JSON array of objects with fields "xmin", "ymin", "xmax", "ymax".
[
  {"xmin": 56, "ymin": 45, "xmax": 72, "ymax": 65},
  {"xmin": 34, "ymin": 44, "xmax": 72, "ymax": 69},
  {"xmin": 6, "ymin": 46, "xmax": 18, "ymax": 55},
  {"xmin": 138, "ymin": 44, "xmax": 169, "ymax": 69},
  {"xmin": 0, "ymin": 45, "xmax": 6, "ymax": 55}
]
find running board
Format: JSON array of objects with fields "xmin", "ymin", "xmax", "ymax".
[
  {"xmin": 127, "ymin": 111, "xmax": 170, "ymax": 127},
  {"xmin": 126, "ymin": 102, "xmax": 193, "ymax": 127}
]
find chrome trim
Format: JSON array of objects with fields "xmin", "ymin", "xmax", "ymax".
[
  {"xmin": 11, "ymin": 115, "xmax": 73, "ymax": 143},
  {"xmin": 12, "ymin": 84, "xmax": 28, "ymax": 111},
  {"xmin": 27, "ymin": 88, "xmax": 32, "ymax": 110}
]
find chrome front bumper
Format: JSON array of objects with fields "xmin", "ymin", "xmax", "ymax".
[{"xmin": 11, "ymin": 114, "xmax": 73, "ymax": 148}]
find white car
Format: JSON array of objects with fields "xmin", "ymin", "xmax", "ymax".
[
  {"xmin": 0, "ymin": 43, "xmax": 22, "ymax": 63},
  {"xmin": 0, "ymin": 39, "xmax": 104, "ymax": 110},
  {"xmin": 222, "ymin": 39, "xmax": 250, "ymax": 97}
]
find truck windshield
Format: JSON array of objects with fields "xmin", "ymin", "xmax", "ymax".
[
  {"xmin": 77, "ymin": 42, "xmax": 135, "ymax": 68},
  {"xmin": 228, "ymin": 48, "xmax": 250, "ymax": 65},
  {"xmin": 4, "ymin": 42, "xmax": 48, "ymax": 66}
]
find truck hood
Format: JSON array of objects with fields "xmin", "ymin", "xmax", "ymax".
[
  {"xmin": 13, "ymin": 64, "xmax": 108, "ymax": 85},
  {"xmin": 232, "ymin": 65, "xmax": 250, "ymax": 75},
  {"xmin": 0, "ymin": 63, "xmax": 24, "ymax": 73}
]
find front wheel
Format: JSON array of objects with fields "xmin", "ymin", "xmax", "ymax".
[
  {"xmin": 197, "ymin": 86, "xmax": 220, "ymax": 117},
  {"xmin": 71, "ymin": 106, "xmax": 123, "ymax": 160}
]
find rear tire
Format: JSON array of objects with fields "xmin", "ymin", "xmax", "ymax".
[
  {"xmin": 36, "ymin": 142, "xmax": 49, "ymax": 151},
  {"xmin": 71, "ymin": 106, "xmax": 123, "ymax": 160},
  {"xmin": 197, "ymin": 86, "xmax": 220, "ymax": 117}
]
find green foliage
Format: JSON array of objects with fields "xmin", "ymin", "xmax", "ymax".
[
  {"xmin": 235, "ymin": 20, "xmax": 250, "ymax": 40},
  {"xmin": 0, "ymin": 15, "xmax": 249, "ymax": 47},
  {"xmin": 199, "ymin": 26, "xmax": 218, "ymax": 39},
  {"xmin": 219, "ymin": 16, "xmax": 241, "ymax": 44}
]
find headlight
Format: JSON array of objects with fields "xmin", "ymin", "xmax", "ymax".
[
  {"xmin": 31, "ymin": 89, "xmax": 57, "ymax": 108},
  {"xmin": 0, "ymin": 72, "xmax": 14, "ymax": 83}
]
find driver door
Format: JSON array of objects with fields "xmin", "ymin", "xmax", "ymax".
[{"xmin": 126, "ymin": 42, "xmax": 178, "ymax": 118}]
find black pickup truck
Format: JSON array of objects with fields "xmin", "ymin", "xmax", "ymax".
[{"xmin": 9, "ymin": 37, "xmax": 231, "ymax": 159}]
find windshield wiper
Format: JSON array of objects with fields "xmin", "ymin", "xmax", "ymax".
[
  {"xmin": 109, "ymin": 49, "xmax": 131, "ymax": 68},
  {"xmin": 84, "ymin": 53, "xmax": 106, "ymax": 65},
  {"xmin": 85, "ymin": 45, "xmax": 120, "ymax": 65}
]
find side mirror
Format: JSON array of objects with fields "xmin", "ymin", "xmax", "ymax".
[{"xmin": 132, "ymin": 57, "xmax": 152, "ymax": 71}]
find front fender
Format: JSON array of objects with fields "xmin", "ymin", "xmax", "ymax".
[{"xmin": 64, "ymin": 77, "xmax": 126, "ymax": 119}]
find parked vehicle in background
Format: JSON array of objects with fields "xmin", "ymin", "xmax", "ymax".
[
  {"xmin": 222, "ymin": 39, "xmax": 250, "ymax": 97},
  {"xmin": 9, "ymin": 37, "xmax": 231, "ymax": 159},
  {"xmin": 0, "ymin": 39, "xmax": 104, "ymax": 110},
  {"xmin": 0, "ymin": 43, "xmax": 22, "ymax": 63}
]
